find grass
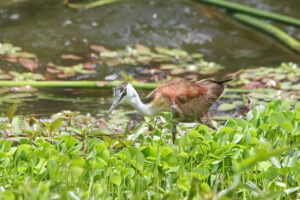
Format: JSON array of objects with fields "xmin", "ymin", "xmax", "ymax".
[{"xmin": 0, "ymin": 100, "xmax": 299, "ymax": 199}]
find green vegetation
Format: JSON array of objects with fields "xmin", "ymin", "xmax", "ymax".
[
  {"xmin": 1, "ymin": 1, "xmax": 299, "ymax": 199},
  {"xmin": 196, "ymin": 0, "xmax": 300, "ymax": 27},
  {"xmin": 195, "ymin": 0, "xmax": 300, "ymax": 54},
  {"xmin": 0, "ymin": 100, "xmax": 299, "ymax": 199},
  {"xmin": 231, "ymin": 13, "xmax": 300, "ymax": 54}
]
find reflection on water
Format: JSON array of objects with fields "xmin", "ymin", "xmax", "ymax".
[{"xmin": 0, "ymin": 0, "xmax": 300, "ymax": 115}]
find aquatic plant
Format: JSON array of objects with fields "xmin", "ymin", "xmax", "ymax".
[{"xmin": 0, "ymin": 100, "xmax": 299, "ymax": 199}]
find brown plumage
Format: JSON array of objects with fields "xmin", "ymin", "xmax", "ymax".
[
  {"xmin": 145, "ymin": 78, "xmax": 231, "ymax": 122},
  {"xmin": 108, "ymin": 78, "xmax": 232, "ymax": 143}
]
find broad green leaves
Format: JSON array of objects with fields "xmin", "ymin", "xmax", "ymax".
[{"xmin": 0, "ymin": 100, "xmax": 299, "ymax": 199}]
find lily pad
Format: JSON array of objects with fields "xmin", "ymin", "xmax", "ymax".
[
  {"xmin": 89, "ymin": 44, "xmax": 225, "ymax": 78},
  {"xmin": 0, "ymin": 42, "xmax": 39, "ymax": 72},
  {"xmin": 217, "ymin": 103, "xmax": 236, "ymax": 111}
]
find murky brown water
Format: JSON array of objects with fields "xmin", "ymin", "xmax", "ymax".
[{"xmin": 0, "ymin": 0, "xmax": 300, "ymax": 116}]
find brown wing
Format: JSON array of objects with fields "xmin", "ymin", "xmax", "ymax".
[
  {"xmin": 154, "ymin": 79, "xmax": 208, "ymax": 108},
  {"xmin": 145, "ymin": 78, "xmax": 228, "ymax": 122}
]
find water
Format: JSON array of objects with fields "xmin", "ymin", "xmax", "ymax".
[{"xmin": 0, "ymin": 0, "xmax": 300, "ymax": 116}]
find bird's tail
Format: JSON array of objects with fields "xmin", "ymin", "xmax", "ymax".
[{"xmin": 212, "ymin": 78, "xmax": 233, "ymax": 84}]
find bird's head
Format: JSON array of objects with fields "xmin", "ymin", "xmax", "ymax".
[{"xmin": 108, "ymin": 83, "xmax": 137, "ymax": 114}]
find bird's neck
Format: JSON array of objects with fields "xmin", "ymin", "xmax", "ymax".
[
  {"xmin": 124, "ymin": 85, "xmax": 157, "ymax": 116},
  {"xmin": 127, "ymin": 92, "xmax": 154, "ymax": 116}
]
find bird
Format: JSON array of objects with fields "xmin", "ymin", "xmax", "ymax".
[{"xmin": 108, "ymin": 78, "xmax": 232, "ymax": 143}]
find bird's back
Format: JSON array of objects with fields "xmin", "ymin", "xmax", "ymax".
[{"xmin": 145, "ymin": 79, "xmax": 230, "ymax": 122}]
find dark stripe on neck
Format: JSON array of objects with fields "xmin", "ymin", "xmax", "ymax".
[{"xmin": 141, "ymin": 92, "xmax": 156, "ymax": 104}]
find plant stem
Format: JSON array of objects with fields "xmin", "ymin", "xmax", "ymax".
[
  {"xmin": 0, "ymin": 80, "xmax": 274, "ymax": 93},
  {"xmin": 232, "ymin": 13, "xmax": 300, "ymax": 54},
  {"xmin": 68, "ymin": 0, "xmax": 121, "ymax": 9},
  {"xmin": 195, "ymin": 0, "xmax": 300, "ymax": 27},
  {"xmin": 0, "ymin": 80, "xmax": 157, "ymax": 90}
]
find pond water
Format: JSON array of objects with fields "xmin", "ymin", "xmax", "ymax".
[{"xmin": 0, "ymin": 0, "xmax": 300, "ymax": 116}]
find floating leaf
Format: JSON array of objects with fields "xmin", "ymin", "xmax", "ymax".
[
  {"xmin": 218, "ymin": 103, "xmax": 236, "ymax": 111},
  {"xmin": 83, "ymin": 62, "xmax": 96, "ymax": 70},
  {"xmin": 170, "ymin": 68, "xmax": 185, "ymax": 75},
  {"xmin": 135, "ymin": 44, "xmax": 152, "ymax": 55},
  {"xmin": 61, "ymin": 54, "xmax": 83, "ymax": 60},
  {"xmin": 160, "ymin": 64, "xmax": 178, "ymax": 70},
  {"xmin": 89, "ymin": 45, "xmax": 111, "ymax": 53},
  {"xmin": 100, "ymin": 52, "xmax": 118, "ymax": 58},
  {"xmin": 19, "ymin": 58, "xmax": 38, "ymax": 72}
]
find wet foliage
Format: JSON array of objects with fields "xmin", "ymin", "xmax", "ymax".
[
  {"xmin": 0, "ymin": 42, "xmax": 39, "ymax": 72},
  {"xmin": 227, "ymin": 62, "xmax": 300, "ymax": 105},
  {"xmin": 0, "ymin": 100, "xmax": 299, "ymax": 199},
  {"xmin": 89, "ymin": 44, "xmax": 223, "ymax": 76},
  {"xmin": 67, "ymin": 0, "xmax": 122, "ymax": 9},
  {"xmin": 0, "ymin": 42, "xmax": 223, "ymax": 81},
  {"xmin": 1, "ymin": 40, "xmax": 300, "ymax": 123}
]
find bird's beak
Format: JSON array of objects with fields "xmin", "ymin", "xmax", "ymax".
[{"xmin": 108, "ymin": 90, "xmax": 123, "ymax": 115}]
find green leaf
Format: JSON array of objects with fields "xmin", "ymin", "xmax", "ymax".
[
  {"xmin": 70, "ymin": 157, "xmax": 85, "ymax": 167},
  {"xmin": 162, "ymin": 112, "xmax": 173, "ymax": 122},
  {"xmin": 120, "ymin": 70, "xmax": 132, "ymax": 81},
  {"xmin": 165, "ymin": 123, "xmax": 173, "ymax": 131},
  {"xmin": 282, "ymin": 148, "xmax": 298, "ymax": 168},
  {"xmin": 237, "ymin": 147, "xmax": 289, "ymax": 172},
  {"xmin": 100, "ymin": 51, "xmax": 118, "ymax": 58},
  {"xmin": 127, "ymin": 122, "xmax": 146, "ymax": 141},
  {"xmin": 284, "ymin": 186, "xmax": 300, "ymax": 195},
  {"xmin": 280, "ymin": 101, "xmax": 290, "ymax": 111},
  {"xmin": 200, "ymin": 182, "xmax": 211, "ymax": 193},
  {"xmin": 50, "ymin": 118, "xmax": 63, "ymax": 133},
  {"xmin": 270, "ymin": 112, "xmax": 286, "ymax": 126},
  {"xmin": 265, "ymin": 167, "xmax": 278, "ymax": 181},
  {"xmin": 0, "ymin": 139, "xmax": 13, "ymax": 151},
  {"xmin": 161, "ymin": 147, "xmax": 174, "ymax": 158},
  {"xmin": 257, "ymin": 161, "xmax": 272, "ymax": 171},
  {"xmin": 130, "ymin": 152, "xmax": 144, "ymax": 171},
  {"xmin": 62, "ymin": 136, "xmax": 79, "ymax": 149},
  {"xmin": 225, "ymin": 119, "xmax": 237, "ymax": 128},
  {"xmin": 70, "ymin": 166, "xmax": 84, "ymax": 177},
  {"xmin": 280, "ymin": 121, "xmax": 293, "ymax": 132},
  {"xmin": 270, "ymin": 156, "xmax": 281, "ymax": 168},
  {"xmin": 188, "ymin": 129, "xmax": 202, "ymax": 139},
  {"xmin": 112, "ymin": 172, "xmax": 122, "ymax": 186},
  {"xmin": 7, "ymin": 104, "xmax": 18, "ymax": 122},
  {"xmin": 217, "ymin": 103, "xmax": 236, "ymax": 111},
  {"xmin": 233, "ymin": 133, "xmax": 244, "ymax": 144},
  {"xmin": 0, "ymin": 191, "xmax": 15, "ymax": 200},
  {"xmin": 295, "ymin": 102, "xmax": 300, "ymax": 110},
  {"xmin": 191, "ymin": 167, "xmax": 210, "ymax": 180},
  {"xmin": 178, "ymin": 176, "xmax": 190, "ymax": 191}
]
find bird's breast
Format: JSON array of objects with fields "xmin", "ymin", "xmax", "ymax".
[{"xmin": 148, "ymin": 93, "xmax": 172, "ymax": 115}]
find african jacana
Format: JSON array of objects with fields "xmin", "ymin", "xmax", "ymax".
[{"xmin": 108, "ymin": 78, "xmax": 232, "ymax": 143}]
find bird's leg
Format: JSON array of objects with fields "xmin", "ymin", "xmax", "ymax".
[
  {"xmin": 172, "ymin": 123, "xmax": 177, "ymax": 144},
  {"xmin": 200, "ymin": 112, "xmax": 216, "ymax": 130}
]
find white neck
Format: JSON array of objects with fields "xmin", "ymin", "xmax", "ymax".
[
  {"xmin": 122, "ymin": 84, "xmax": 155, "ymax": 116},
  {"xmin": 129, "ymin": 94, "xmax": 154, "ymax": 116}
]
